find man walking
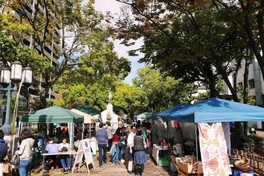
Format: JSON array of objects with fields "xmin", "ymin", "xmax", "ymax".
[
  {"xmin": 127, "ymin": 126, "xmax": 137, "ymax": 173},
  {"xmin": 96, "ymin": 123, "xmax": 108, "ymax": 167}
]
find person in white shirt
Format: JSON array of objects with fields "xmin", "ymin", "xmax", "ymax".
[
  {"xmin": 59, "ymin": 138, "xmax": 71, "ymax": 173},
  {"xmin": 127, "ymin": 126, "xmax": 137, "ymax": 173},
  {"xmin": 106, "ymin": 122, "xmax": 113, "ymax": 151}
]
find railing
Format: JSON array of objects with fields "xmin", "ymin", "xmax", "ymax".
[{"xmin": 231, "ymin": 149, "xmax": 264, "ymax": 175}]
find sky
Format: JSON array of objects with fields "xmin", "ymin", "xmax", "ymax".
[{"xmin": 93, "ymin": 0, "xmax": 145, "ymax": 85}]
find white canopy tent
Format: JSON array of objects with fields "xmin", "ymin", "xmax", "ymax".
[
  {"xmin": 101, "ymin": 109, "xmax": 119, "ymax": 130},
  {"xmin": 71, "ymin": 109, "xmax": 99, "ymax": 139}
]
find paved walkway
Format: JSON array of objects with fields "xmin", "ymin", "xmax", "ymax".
[{"xmin": 31, "ymin": 152, "xmax": 171, "ymax": 176}]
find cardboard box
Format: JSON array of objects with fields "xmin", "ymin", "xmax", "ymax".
[{"xmin": 177, "ymin": 161, "xmax": 203, "ymax": 174}]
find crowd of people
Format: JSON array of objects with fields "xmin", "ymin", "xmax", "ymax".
[
  {"xmin": 0, "ymin": 117, "xmax": 152, "ymax": 176},
  {"xmin": 95, "ymin": 119, "xmax": 152, "ymax": 176},
  {"xmin": 0, "ymin": 127, "xmax": 74, "ymax": 176}
]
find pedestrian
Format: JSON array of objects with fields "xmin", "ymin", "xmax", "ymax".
[
  {"xmin": 133, "ymin": 129, "xmax": 147, "ymax": 176},
  {"xmin": 16, "ymin": 129, "xmax": 34, "ymax": 176},
  {"xmin": 44, "ymin": 137, "xmax": 60, "ymax": 173},
  {"xmin": 105, "ymin": 122, "xmax": 113, "ymax": 151},
  {"xmin": 126, "ymin": 126, "xmax": 136, "ymax": 174},
  {"xmin": 0, "ymin": 130, "xmax": 7, "ymax": 176},
  {"xmin": 95, "ymin": 123, "xmax": 108, "ymax": 167},
  {"xmin": 111, "ymin": 128, "xmax": 120, "ymax": 164},
  {"xmin": 59, "ymin": 138, "xmax": 71, "ymax": 173},
  {"xmin": 119, "ymin": 127, "xmax": 127, "ymax": 164}
]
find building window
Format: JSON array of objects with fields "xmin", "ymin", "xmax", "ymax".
[{"xmin": 249, "ymin": 79, "xmax": 255, "ymax": 89}]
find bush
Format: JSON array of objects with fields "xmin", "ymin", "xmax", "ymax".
[
  {"xmin": 241, "ymin": 135, "xmax": 264, "ymax": 155},
  {"xmin": 241, "ymin": 136, "xmax": 255, "ymax": 153}
]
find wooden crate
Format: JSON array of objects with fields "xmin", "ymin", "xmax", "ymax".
[
  {"xmin": 177, "ymin": 161, "xmax": 193, "ymax": 174},
  {"xmin": 177, "ymin": 161, "xmax": 203, "ymax": 175}
]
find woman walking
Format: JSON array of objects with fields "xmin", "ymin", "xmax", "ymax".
[
  {"xmin": 133, "ymin": 130, "xmax": 147, "ymax": 176},
  {"xmin": 111, "ymin": 128, "xmax": 120, "ymax": 164},
  {"xmin": 16, "ymin": 129, "xmax": 34, "ymax": 176}
]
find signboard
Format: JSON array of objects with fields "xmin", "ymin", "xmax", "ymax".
[{"xmin": 72, "ymin": 139, "xmax": 95, "ymax": 174}]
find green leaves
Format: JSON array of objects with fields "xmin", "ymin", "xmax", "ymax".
[{"xmin": 133, "ymin": 66, "xmax": 196, "ymax": 112}]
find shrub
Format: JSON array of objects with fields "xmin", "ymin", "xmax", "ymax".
[
  {"xmin": 241, "ymin": 136, "xmax": 255, "ymax": 153},
  {"xmin": 241, "ymin": 135, "xmax": 264, "ymax": 155}
]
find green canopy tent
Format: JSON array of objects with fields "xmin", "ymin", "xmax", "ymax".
[
  {"xmin": 76, "ymin": 105, "xmax": 100, "ymax": 115},
  {"xmin": 19, "ymin": 106, "xmax": 83, "ymax": 123},
  {"xmin": 19, "ymin": 106, "xmax": 83, "ymax": 149}
]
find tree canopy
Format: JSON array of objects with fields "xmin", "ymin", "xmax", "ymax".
[
  {"xmin": 112, "ymin": 0, "xmax": 255, "ymax": 102},
  {"xmin": 132, "ymin": 65, "xmax": 196, "ymax": 112}
]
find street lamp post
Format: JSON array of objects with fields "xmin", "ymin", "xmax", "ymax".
[
  {"xmin": 0, "ymin": 105, "xmax": 5, "ymax": 126},
  {"xmin": 0, "ymin": 61, "xmax": 32, "ymax": 135}
]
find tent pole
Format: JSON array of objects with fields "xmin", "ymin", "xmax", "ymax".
[
  {"xmin": 194, "ymin": 123, "xmax": 199, "ymax": 176},
  {"xmin": 82, "ymin": 124, "xmax": 84, "ymax": 140},
  {"xmin": 89, "ymin": 123, "xmax": 91, "ymax": 138},
  {"xmin": 195, "ymin": 123, "xmax": 199, "ymax": 161},
  {"xmin": 18, "ymin": 121, "xmax": 21, "ymax": 136}
]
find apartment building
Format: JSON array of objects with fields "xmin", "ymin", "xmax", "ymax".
[
  {"xmin": 222, "ymin": 58, "xmax": 264, "ymax": 129},
  {"xmin": 0, "ymin": 1, "xmax": 61, "ymax": 124}
]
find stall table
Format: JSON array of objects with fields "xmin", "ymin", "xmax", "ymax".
[
  {"xmin": 169, "ymin": 155, "xmax": 203, "ymax": 176},
  {"xmin": 152, "ymin": 144, "xmax": 169, "ymax": 166},
  {"xmin": 42, "ymin": 150, "xmax": 77, "ymax": 173}
]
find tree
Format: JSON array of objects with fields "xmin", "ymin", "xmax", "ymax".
[
  {"xmin": 112, "ymin": 81, "xmax": 143, "ymax": 115},
  {"xmin": 132, "ymin": 66, "xmax": 196, "ymax": 112},
  {"xmin": 112, "ymin": 1, "xmax": 249, "ymax": 101},
  {"xmin": 53, "ymin": 26, "xmax": 131, "ymax": 110},
  {"xmin": 2, "ymin": 0, "xmax": 105, "ymax": 109},
  {"xmin": 211, "ymin": 0, "xmax": 264, "ymax": 82}
]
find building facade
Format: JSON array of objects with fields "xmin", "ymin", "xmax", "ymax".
[{"xmin": 222, "ymin": 58, "xmax": 264, "ymax": 129}]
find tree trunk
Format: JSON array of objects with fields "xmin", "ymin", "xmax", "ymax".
[
  {"xmin": 243, "ymin": 59, "xmax": 250, "ymax": 136},
  {"xmin": 234, "ymin": 61, "xmax": 241, "ymax": 90},
  {"xmin": 198, "ymin": 62, "xmax": 219, "ymax": 98},
  {"xmin": 214, "ymin": 60, "xmax": 239, "ymax": 102},
  {"xmin": 208, "ymin": 82, "xmax": 219, "ymax": 98}
]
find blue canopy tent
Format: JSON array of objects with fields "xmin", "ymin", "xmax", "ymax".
[
  {"xmin": 164, "ymin": 98, "xmax": 264, "ymax": 163},
  {"xmin": 154, "ymin": 103, "xmax": 190, "ymax": 121},
  {"xmin": 153, "ymin": 103, "xmax": 190, "ymax": 146},
  {"xmin": 167, "ymin": 98, "xmax": 264, "ymax": 123}
]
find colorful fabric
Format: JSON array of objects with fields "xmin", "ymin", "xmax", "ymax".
[
  {"xmin": 171, "ymin": 121, "xmax": 179, "ymax": 128},
  {"xmin": 198, "ymin": 122, "xmax": 231, "ymax": 176},
  {"xmin": 222, "ymin": 122, "xmax": 231, "ymax": 156}
]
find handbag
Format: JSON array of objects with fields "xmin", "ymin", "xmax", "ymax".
[
  {"xmin": 61, "ymin": 146, "xmax": 68, "ymax": 152},
  {"xmin": 10, "ymin": 154, "xmax": 20, "ymax": 165}
]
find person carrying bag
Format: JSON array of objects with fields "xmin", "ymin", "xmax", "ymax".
[{"xmin": 16, "ymin": 129, "xmax": 34, "ymax": 176}]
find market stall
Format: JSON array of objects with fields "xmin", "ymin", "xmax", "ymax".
[
  {"xmin": 71, "ymin": 108, "xmax": 98, "ymax": 139},
  {"xmin": 155, "ymin": 98, "xmax": 264, "ymax": 175},
  {"xmin": 19, "ymin": 106, "xmax": 84, "ymax": 149}
]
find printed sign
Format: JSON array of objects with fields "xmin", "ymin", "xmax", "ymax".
[{"xmin": 72, "ymin": 139, "xmax": 95, "ymax": 174}]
